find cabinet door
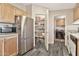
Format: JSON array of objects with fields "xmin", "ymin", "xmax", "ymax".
[
  {"xmin": 15, "ymin": 8, "xmax": 27, "ymax": 16},
  {"xmin": 0, "ymin": 39, "xmax": 4, "ymax": 56},
  {"xmin": 70, "ymin": 39, "xmax": 76, "ymax": 56},
  {"xmin": 56, "ymin": 19, "xmax": 65, "ymax": 26},
  {"xmin": 22, "ymin": 11, "xmax": 27, "ymax": 16},
  {"xmin": 4, "ymin": 36, "xmax": 17, "ymax": 56},
  {"xmin": 11, "ymin": 37, "xmax": 17, "ymax": 55},
  {"xmin": 7, "ymin": 4, "xmax": 15, "ymax": 23},
  {"xmin": 15, "ymin": 8, "xmax": 23, "ymax": 16},
  {"xmin": 1, "ymin": 4, "xmax": 15, "ymax": 23},
  {"xmin": 1, "ymin": 4, "xmax": 9, "ymax": 22},
  {"xmin": 0, "ymin": 4, "xmax": 27, "ymax": 23},
  {"xmin": 0, "ymin": 4, "xmax": 2, "ymax": 22},
  {"xmin": 73, "ymin": 7, "xmax": 79, "ymax": 21}
]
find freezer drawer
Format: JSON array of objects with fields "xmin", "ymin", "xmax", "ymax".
[
  {"xmin": 20, "ymin": 37, "xmax": 33, "ymax": 55},
  {"xmin": 20, "ymin": 39, "xmax": 26, "ymax": 55},
  {"xmin": 26, "ymin": 37, "xmax": 33, "ymax": 52}
]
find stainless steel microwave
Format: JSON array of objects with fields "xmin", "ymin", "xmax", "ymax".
[{"xmin": 0, "ymin": 27, "xmax": 16, "ymax": 33}]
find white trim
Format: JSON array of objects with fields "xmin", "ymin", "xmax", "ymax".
[
  {"xmin": 63, "ymin": 16, "xmax": 67, "ymax": 46},
  {"xmin": 33, "ymin": 15, "xmax": 35, "ymax": 47},
  {"xmin": 45, "ymin": 9, "xmax": 49, "ymax": 50}
]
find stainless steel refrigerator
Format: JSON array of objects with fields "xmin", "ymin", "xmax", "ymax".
[{"xmin": 15, "ymin": 16, "xmax": 33, "ymax": 55}]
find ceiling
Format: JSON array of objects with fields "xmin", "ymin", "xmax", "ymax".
[
  {"xmin": 12, "ymin": 3, "xmax": 76, "ymax": 11},
  {"xmin": 34, "ymin": 3, "xmax": 76, "ymax": 10}
]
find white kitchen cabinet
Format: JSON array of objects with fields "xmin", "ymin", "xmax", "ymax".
[
  {"xmin": 67, "ymin": 34, "xmax": 79, "ymax": 56},
  {"xmin": 73, "ymin": 3, "xmax": 79, "ymax": 21},
  {"xmin": 69, "ymin": 39, "xmax": 76, "ymax": 56},
  {"xmin": 73, "ymin": 7, "xmax": 79, "ymax": 21}
]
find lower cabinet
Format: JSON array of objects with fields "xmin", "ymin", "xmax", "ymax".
[
  {"xmin": 68, "ymin": 34, "xmax": 79, "ymax": 56},
  {"xmin": 4, "ymin": 36, "xmax": 17, "ymax": 56},
  {"xmin": 0, "ymin": 35, "xmax": 18, "ymax": 56},
  {"xmin": 69, "ymin": 39, "xmax": 76, "ymax": 56},
  {"xmin": 0, "ymin": 38, "xmax": 4, "ymax": 55}
]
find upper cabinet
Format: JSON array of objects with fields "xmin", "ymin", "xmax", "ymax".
[
  {"xmin": 73, "ymin": 7, "xmax": 79, "ymax": 21},
  {"xmin": 0, "ymin": 3, "xmax": 27, "ymax": 23},
  {"xmin": 1, "ymin": 4, "xmax": 15, "ymax": 23},
  {"xmin": 15, "ymin": 8, "xmax": 27, "ymax": 16},
  {"xmin": 0, "ymin": 4, "xmax": 4, "ymax": 22},
  {"xmin": 73, "ymin": 4, "xmax": 79, "ymax": 21},
  {"xmin": 56, "ymin": 19, "xmax": 65, "ymax": 26}
]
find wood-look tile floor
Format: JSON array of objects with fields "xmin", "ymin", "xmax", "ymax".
[{"xmin": 23, "ymin": 40, "xmax": 69, "ymax": 56}]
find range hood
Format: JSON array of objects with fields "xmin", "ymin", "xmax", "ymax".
[{"xmin": 73, "ymin": 19, "xmax": 79, "ymax": 25}]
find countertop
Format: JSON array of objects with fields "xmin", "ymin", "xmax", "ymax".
[
  {"xmin": 69, "ymin": 32, "xmax": 79, "ymax": 39},
  {"xmin": 0, "ymin": 33, "xmax": 18, "ymax": 38}
]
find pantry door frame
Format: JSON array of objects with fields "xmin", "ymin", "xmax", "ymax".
[{"xmin": 33, "ymin": 14, "xmax": 49, "ymax": 51}]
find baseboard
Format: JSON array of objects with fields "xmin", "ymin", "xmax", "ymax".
[
  {"xmin": 48, "ymin": 41, "xmax": 54, "ymax": 44},
  {"xmin": 10, "ymin": 52, "xmax": 18, "ymax": 56},
  {"xmin": 18, "ymin": 48, "xmax": 33, "ymax": 56}
]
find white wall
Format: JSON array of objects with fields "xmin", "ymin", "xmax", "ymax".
[
  {"xmin": 49, "ymin": 9, "xmax": 74, "ymax": 45},
  {"xmin": 25, "ymin": 4, "xmax": 32, "ymax": 17},
  {"xmin": 49, "ymin": 11, "xmax": 54, "ymax": 44}
]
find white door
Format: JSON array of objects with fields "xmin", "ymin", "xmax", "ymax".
[{"xmin": 44, "ymin": 9, "xmax": 49, "ymax": 51}]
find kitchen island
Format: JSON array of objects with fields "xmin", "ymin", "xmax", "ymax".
[{"xmin": 0, "ymin": 33, "xmax": 18, "ymax": 56}]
